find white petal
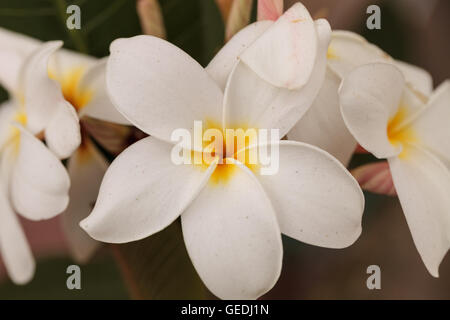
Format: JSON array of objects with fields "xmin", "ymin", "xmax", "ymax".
[
  {"xmin": 206, "ymin": 21, "xmax": 273, "ymax": 91},
  {"xmin": 0, "ymin": 146, "xmax": 35, "ymax": 285},
  {"xmin": 393, "ymin": 60, "xmax": 433, "ymax": 97},
  {"xmin": 250, "ymin": 141, "xmax": 364, "ymax": 248},
  {"xmin": 0, "ymin": 27, "xmax": 40, "ymax": 93},
  {"xmin": 287, "ymin": 67, "xmax": 356, "ymax": 165},
  {"xmin": 45, "ymin": 101, "xmax": 81, "ymax": 159},
  {"xmin": 78, "ymin": 59, "xmax": 131, "ymax": 125},
  {"xmin": 327, "ymin": 30, "xmax": 387, "ymax": 79},
  {"xmin": 410, "ymin": 80, "xmax": 450, "ymax": 167},
  {"xmin": 328, "ymin": 31, "xmax": 433, "ymax": 98},
  {"xmin": 106, "ymin": 36, "xmax": 223, "ymax": 141},
  {"xmin": 81, "ymin": 137, "xmax": 216, "ymax": 243},
  {"xmin": 0, "ymin": 101, "xmax": 17, "ymax": 148},
  {"xmin": 181, "ymin": 160, "xmax": 282, "ymax": 300},
  {"xmin": 240, "ymin": 2, "xmax": 317, "ymax": 89},
  {"xmin": 48, "ymin": 48, "xmax": 96, "ymax": 80},
  {"xmin": 11, "ymin": 126, "xmax": 70, "ymax": 220},
  {"xmin": 0, "ymin": 189, "xmax": 35, "ymax": 285},
  {"xmin": 388, "ymin": 145, "xmax": 450, "ymax": 277},
  {"xmin": 62, "ymin": 140, "xmax": 106, "ymax": 263},
  {"xmin": 339, "ymin": 63, "xmax": 405, "ymax": 159},
  {"xmin": 224, "ymin": 19, "xmax": 330, "ymax": 137},
  {"xmin": 21, "ymin": 41, "xmax": 67, "ymax": 134}
]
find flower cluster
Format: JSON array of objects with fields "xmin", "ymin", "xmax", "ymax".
[{"xmin": 0, "ymin": 0, "xmax": 448, "ymax": 299}]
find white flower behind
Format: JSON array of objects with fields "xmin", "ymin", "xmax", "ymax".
[
  {"xmin": 288, "ymin": 30, "xmax": 433, "ymax": 166},
  {"xmin": 0, "ymin": 28, "xmax": 130, "ymax": 268},
  {"xmin": 339, "ymin": 62, "xmax": 450, "ymax": 276},
  {"xmin": 0, "ymin": 83, "xmax": 69, "ymax": 284}
]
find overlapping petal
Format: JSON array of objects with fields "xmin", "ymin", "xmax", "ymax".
[
  {"xmin": 20, "ymin": 41, "xmax": 67, "ymax": 134},
  {"xmin": 78, "ymin": 59, "xmax": 131, "ymax": 125},
  {"xmin": 0, "ymin": 27, "xmax": 39, "ymax": 93},
  {"xmin": 393, "ymin": 60, "xmax": 433, "ymax": 97},
  {"xmin": 339, "ymin": 63, "xmax": 405, "ymax": 159},
  {"xmin": 240, "ymin": 2, "xmax": 317, "ymax": 89},
  {"xmin": 224, "ymin": 19, "xmax": 330, "ymax": 137},
  {"xmin": 0, "ymin": 189, "xmax": 35, "ymax": 284},
  {"xmin": 206, "ymin": 21, "xmax": 273, "ymax": 91},
  {"xmin": 48, "ymin": 48, "xmax": 96, "ymax": 79},
  {"xmin": 10, "ymin": 126, "xmax": 70, "ymax": 220},
  {"xmin": 0, "ymin": 101, "xmax": 16, "ymax": 148},
  {"xmin": 106, "ymin": 36, "xmax": 223, "ymax": 143},
  {"xmin": 80, "ymin": 137, "xmax": 217, "ymax": 243},
  {"xmin": 182, "ymin": 160, "xmax": 282, "ymax": 300},
  {"xmin": 61, "ymin": 139, "xmax": 107, "ymax": 263},
  {"xmin": 0, "ymin": 147, "xmax": 34, "ymax": 285},
  {"xmin": 410, "ymin": 80, "xmax": 450, "ymax": 167},
  {"xmin": 44, "ymin": 101, "xmax": 81, "ymax": 159},
  {"xmin": 328, "ymin": 31, "xmax": 433, "ymax": 97},
  {"xmin": 327, "ymin": 30, "xmax": 387, "ymax": 79},
  {"xmin": 287, "ymin": 68, "xmax": 356, "ymax": 165}
]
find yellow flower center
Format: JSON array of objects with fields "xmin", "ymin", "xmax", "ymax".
[
  {"xmin": 194, "ymin": 121, "xmax": 260, "ymax": 185},
  {"xmin": 326, "ymin": 45, "xmax": 338, "ymax": 60},
  {"xmin": 49, "ymin": 66, "xmax": 93, "ymax": 111},
  {"xmin": 387, "ymin": 106, "xmax": 417, "ymax": 159}
]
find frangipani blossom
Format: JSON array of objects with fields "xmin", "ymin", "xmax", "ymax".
[
  {"xmin": 326, "ymin": 31, "xmax": 433, "ymax": 97},
  {"xmin": 0, "ymin": 28, "xmax": 130, "ymax": 265},
  {"xmin": 0, "ymin": 78, "xmax": 69, "ymax": 284},
  {"xmin": 288, "ymin": 29, "xmax": 433, "ymax": 166},
  {"xmin": 339, "ymin": 62, "xmax": 450, "ymax": 276},
  {"xmin": 81, "ymin": 3, "xmax": 364, "ymax": 299},
  {"xmin": 254, "ymin": 0, "xmax": 358, "ymax": 165}
]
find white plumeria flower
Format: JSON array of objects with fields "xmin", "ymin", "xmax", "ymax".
[
  {"xmin": 0, "ymin": 75, "xmax": 69, "ymax": 284},
  {"xmin": 288, "ymin": 30, "xmax": 433, "ymax": 166},
  {"xmin": 81, "ymin": 3, "xmax": 364, "ymax": 299},
  {"xmin": 339, "ymin": 62, "xmax": 450, "ymax": 277},
  {"xmin": 0, "ymin": 28, "xmax": 129, "ymax": 264}
]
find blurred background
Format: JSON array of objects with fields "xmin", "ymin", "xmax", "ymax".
[{"xmin": 0, "ymin": 0, "xmax": 449, "ymax": 299}]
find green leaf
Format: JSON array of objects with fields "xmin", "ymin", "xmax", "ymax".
[
  {"xmin": 111, "ymin": 219, "xmax": 209, "ymax": 299},
  {"xmin": 160, "ymin": 0, "xmax": 225, "ymax": 66}
]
